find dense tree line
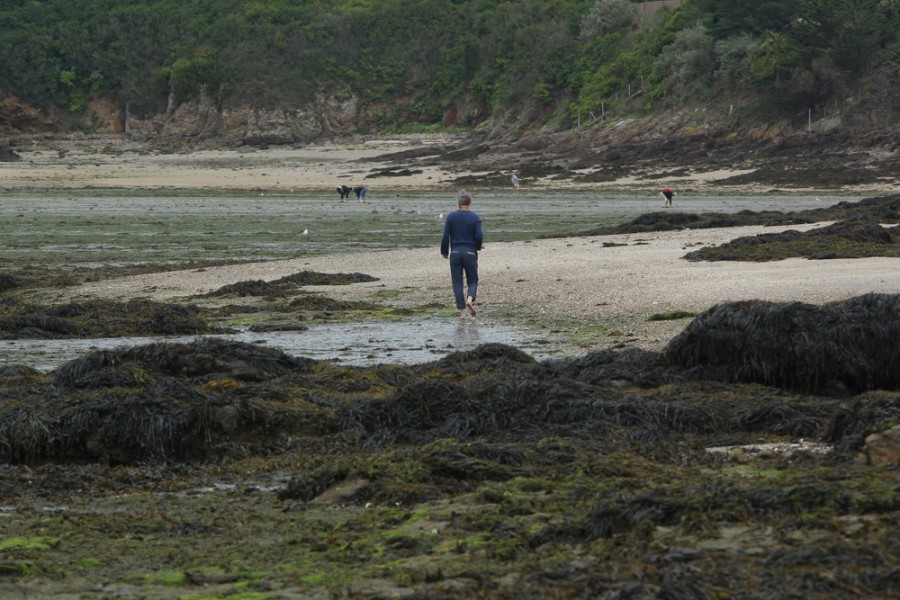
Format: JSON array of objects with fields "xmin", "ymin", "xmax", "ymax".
[{"xmin": 0, "ymin": 0, "xmax": 897, "ymax": 132}]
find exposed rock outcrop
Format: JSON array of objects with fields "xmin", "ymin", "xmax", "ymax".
[
  {"xmin": 122, "ymin": 88, "xmax": 362, "ymax": 146},
  {"xmin": 862, "ymin": 425, "xmax": 900, "ymax": 465},
  {"xmin": 0, "ymin": 93, "xmax": 57, "ymax": 133}
]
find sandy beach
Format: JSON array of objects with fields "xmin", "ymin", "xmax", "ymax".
[
  {"xmin": 0, "ymin": 134, "xmax": 465, "ymax": 191},
  {"xmin": 4, "ymin": 133, "xmax": 899, "ymax": 354},
  {"xmin": 65, "ymin": 221, "xmax": 899, "ymax": 353},
  {"xmin": 4, "ymin": 132, "xmax": 895, "ymax": 195}
]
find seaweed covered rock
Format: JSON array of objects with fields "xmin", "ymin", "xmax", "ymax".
[
  {"xmin": 535, "ymin": 347, "xmax": 676, "ymax": 388},
  {"xmin": 0, "ymin": 336, "xmax": 892, "ymax": 468},
  {"xmin": 0, "ymin": 298, "xmax": 217, "ymax": 339},
  {"xmin": 666, "ymin": 293, "xmax": 900, "ymax": 394},
  {"xmin": 273, "ymin": 270, "xmax": 378, "ymax": 286},
  {"xmin": 341, "ymin": 379, "xmax": 481, "ymax": 446},
  {"xmin": 572, "ymin": 209, "xmax": 813, "ymax": 237},
  {"xmin": 824, "ymin": 391, "xmax": 900, "ymax": 459},
  {"xmin": 288, "ymin": 294, "xmax": 374, "ymax": 311},
  {"xmin": 0, "ymin": 143, "xmax": 20, "ymax": 162},
  {"xmin": 204, "ymin": 279, "xmax": 283, "ymax": 297},
  {"xmin": 0, "ymin": 387, "xmax": 332, "ymax": 465},
  {"xmin": 0, "ymin": 340, "xmax": 327, "ymax": 464},
  {"xmin": 575, "ymin": 193, "xmax": 900, "ymax": 239},
  {"xmin": 823, "ymin": 194, "xmax": 900, "ymax": 222},
  {"xmin": 685, "ymin": 219, "xmax": 900, "ymax": 261},
  {"xmin": 0, "ymin": 273, "xmax": 25, "ymax": 292},
  {"xmin": 430, "ymin": 342, "xmax": 536, "ymax": 375},
  {"xmin": 0, "ymin": 313, "xmax": 76, "ymax": 337},
  {"xmin": 53, "ymin": 338, "xmax": 311, "ymax": 388},
  {"xmin": 201, "ymin": 270, "xmax": 378, "ymax": 298}
]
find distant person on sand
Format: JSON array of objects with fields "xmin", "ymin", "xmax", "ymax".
[
  {"xmin": 441, "ymin": 190, "xmax": 483, "ymax": 318},
  {"xmin": 661, "ymin": 187, "xmax": 675, "ymax": 208},
  {"xmin": 337, "ymin": 185, "xmax": 351, "ymax": 201},
  {"xmin": 511, "ymin": 172, "xmax": 520, "ymax": 192},
  {"xmin": 353, "ymin": 185, "xmax": 367, "ymax": 202}
]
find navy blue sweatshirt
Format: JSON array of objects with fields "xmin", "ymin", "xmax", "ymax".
[{"xmin": 441, "ymin": 209, "xmax": 483, "ymax": 255}]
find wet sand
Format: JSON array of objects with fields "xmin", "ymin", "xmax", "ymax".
[
  {"xmin": 66, "ymin": 221, "xmax": 900, "ymax": 355},
  {"xmin": 5, "ymin": 134, "xmax": 899, "ymax": 355}
]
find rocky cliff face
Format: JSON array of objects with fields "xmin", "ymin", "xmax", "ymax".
[
  {"xmin": 1, "ymin": 89, "xmax": 367, "ymax": 147},
  {"xmin": 119, "ymin": 92, "xmax": 490, "ymax": 147},
  {"xmin": 121, "ymin": 89, "xmax": 363, "ymax": 147},
  {"xmin": 2, "ymin": 86, "xmax": 495, "ymax": 148},
  {"xmin": 2, "ymin": 88, "xmax": 896, "ymax": 189},
  {"xmin": 1, "ymin": 94, "xmax": 58, "ymax": 134}
]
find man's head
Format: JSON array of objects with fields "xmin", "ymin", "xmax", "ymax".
[{"xmin": 456, "ymin": 190, "xmax": 473, "ymax": 207}]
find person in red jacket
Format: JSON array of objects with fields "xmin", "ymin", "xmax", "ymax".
[{"xmin": 661, "ymin": 187, "xmax": 675, "ymax": 208}]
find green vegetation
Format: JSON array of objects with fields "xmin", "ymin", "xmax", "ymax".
[
  {"xmin": 1, "ymin": 0, "xmax": 896, "ymax": 131},
  {"xmin": 0, "ymin": 536, "xmax": 60, "ymax": 551}
]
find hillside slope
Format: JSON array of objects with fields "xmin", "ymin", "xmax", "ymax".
[{"xmin": 1, "ymin": 0, "xmax": 897, "ymax": 184}]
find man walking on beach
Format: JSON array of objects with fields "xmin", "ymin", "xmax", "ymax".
[
  {"xmin": 441, "ymin": 191, "xmax": 483, "ymax": 318},
  {"xmin": 511, "ymin": 172, "xmax": 520, "ymax": 192}
]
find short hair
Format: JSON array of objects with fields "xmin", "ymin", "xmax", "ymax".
[{"xmin": 456, "ymin": 191, "xmax": 472, "ymax": 206}]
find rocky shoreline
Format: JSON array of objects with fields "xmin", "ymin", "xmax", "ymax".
[
  {"xmin": 0, "ymin": 135, "xmax": 898, "ymax": 599},
  {"xmin": 2, "ymin": 119, "xmax": 897, "ymax": 196}
]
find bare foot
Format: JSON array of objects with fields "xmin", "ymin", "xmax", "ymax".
[
  {"xmin": 459, "ymin": 309, "xmax": 467, "ymax": 318},
  {"xmin": 466, "ymin": 297, "xmax": 477, "ymax": 317}
]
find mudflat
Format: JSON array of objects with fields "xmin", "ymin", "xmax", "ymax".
[{"xmin": 5, "ymin": 133, "xmax": 898, "ymax": 354}]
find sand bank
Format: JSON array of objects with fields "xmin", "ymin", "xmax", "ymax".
[
  {"xmin": 7, "ymin": 134, "xmax": 898, "ymax": 354},
  {"xmin": 69, "ymin": 222, "xmax": 900, "ymax": 354}
]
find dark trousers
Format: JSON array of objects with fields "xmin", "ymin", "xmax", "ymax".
[{"xmin": 449, "ymin": 250, "xmax": 478, "ymax": 309}]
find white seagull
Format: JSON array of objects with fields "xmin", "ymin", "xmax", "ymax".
[{"xmin": 301, "ymin": 228, "xmax": 309, "ymax": 236}]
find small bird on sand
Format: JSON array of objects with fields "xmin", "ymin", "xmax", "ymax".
[{"xmin": 301, "ymin": 229, "xmax": 309, "ymax": 236}]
